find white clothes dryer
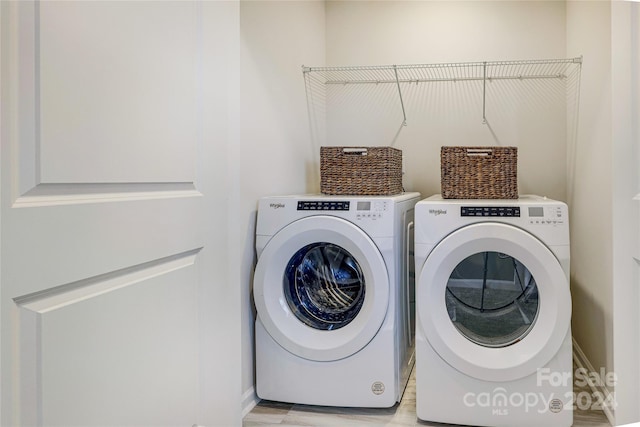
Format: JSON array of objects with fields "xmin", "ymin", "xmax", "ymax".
[
  {"xmin": 414, "ymin": 195, "xmax": 572, "ymax": 426},
  {"xmin": 254, "ymin": 193, "xmax": 420, "ymax": 407}
]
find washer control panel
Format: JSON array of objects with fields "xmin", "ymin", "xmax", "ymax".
[
  {"xmin": 296, "ymin": 199, "xmax": 388, "ymax": 220},
  {"xmin": 355, "ymin": 200, "xmax": 387, "ymax": 220},
  {"xmin": 461, "ymin": 206, "xmax": 520, "ymax": 217},
  {"xmin": 297, "ymin": 201, "xmax": 350, "ymax": 211},
  {"xmin": 527, "ymin": 205, "xmax": 565, "ymax": 225}
]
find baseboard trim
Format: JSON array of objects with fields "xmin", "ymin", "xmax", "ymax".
[
  {"xmin": 241, "ymin": 386, "xmax": 260, "ymax": 418},
  {"xmin": 572, "ymin": 338, "xmax": 615, "ymax": 426}
]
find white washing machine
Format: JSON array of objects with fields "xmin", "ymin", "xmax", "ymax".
[
  {"xmin": 253, "ymin": 192, "xmax": 420, "ymax": 407},
  {"xmin": 414, "ymin": 195, "xmax": 572, "ymax": 426}
]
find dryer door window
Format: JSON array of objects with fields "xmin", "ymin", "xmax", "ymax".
[
  {"xmin": 284, "ymin": 242, "xmax": 365, "ymax": 331},
  {"xmin": 416, "ymin": 222, "xmax": 571, "ymax": 382},
  {"xmin": 445, "ymin": 251, "xmax": 539, "ymax": 347}
]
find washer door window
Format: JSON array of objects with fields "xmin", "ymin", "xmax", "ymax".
[
  {"xmin": 416, "ymin": 222, "xmax": 571, "ymax": 382},
  {"xmin": 446, "ymin": 251, "xmax": 539, "ymax": 347},
  {"xmin": 285, "ymin": 243, "xmax": 365, "ymax": 331},
  {"xmin": 254, "ymin": 216, "xmax": 389, "ymax": 362}
]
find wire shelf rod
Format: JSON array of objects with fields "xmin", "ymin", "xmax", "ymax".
[
  {"xmin": 323, "ymin": 74, "xmax": 569, "ymax": 85},
  {"xmin": 303, "ymin": 57, "xmax": 582, "ymax": 84},
  {"xmin": 302, "ymin": 57, "xmax": 582, "ymax": 125}
]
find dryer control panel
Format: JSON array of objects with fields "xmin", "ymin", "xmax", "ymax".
[
  {"xmin": 461, "ymin": 206, "xmax": 520, "ymax": 217},
  {"xmin": 460, "ymin": 205, "xmax": 565, "ymax": 225}
]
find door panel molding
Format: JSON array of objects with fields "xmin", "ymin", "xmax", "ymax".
[
  {"xmin": 12, "ymin": 182, "xmax": 201, "ymax": 208},
  {"xmin": 14, "ymin": 0, "xmax": 39, "ymax": 196},
  {"xmin": 14, "ymin": 248, "xmax": 201, "ymax": 311},
  {"xmin": 16, "ymin": 257, "xmax": 200, "ymax": 426},
  {"xmin": 11, "ymin": 0, "xmax": 200, "ymax": 202}
]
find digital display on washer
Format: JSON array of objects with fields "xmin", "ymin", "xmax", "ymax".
[
  {"xmin": 461, "ymin": 206, "xmax": 520, "ymax": 217},
  {"xmin": 297, "ymin": 201, "xmax": 350, "ymax": 211},
  {"xmin": 357, "ymin": 201, "xmax": 371, "ymax": 211},
  {"xmin": 528, "ymin": 207, "xmax": 544, "ymax": 217}
]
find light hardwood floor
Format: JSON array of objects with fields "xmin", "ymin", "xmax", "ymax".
[{"xmin": 243, "ymin": 365, "xmax": 611, "ymax": 427}]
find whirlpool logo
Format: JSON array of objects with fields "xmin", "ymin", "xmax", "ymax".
[
  {"xmin": 269, "ymin": 203, "xmax": 285, "ymax": 209},
  {"xmin": 429, "ymin": 209, "xmax": 447, "ymax": 216}
]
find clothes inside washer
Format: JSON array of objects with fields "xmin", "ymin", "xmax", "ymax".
[{"xmin": 283, "ymin": 242, "xmax": 366, "ymax": 331}]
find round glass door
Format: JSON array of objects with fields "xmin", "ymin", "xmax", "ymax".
[
  {"xmin": 253, "ymin": 216, "xmax": 390, "ymax": 362},
  {"xmin": 416, "ymin": 222, "xmax": 571, "ymax": 382},
  {"xmin": 445, "ymin": 251, "xmax": 539, "ymax": 347},
  {"xmin": 285, "ymin": 243, "xmax": 365, "ymax": 331}
]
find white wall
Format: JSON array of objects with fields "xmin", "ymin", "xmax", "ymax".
[
  {"xmin": 564, "ymin": 1, "xmax": 640, "ymax": 424},
  {"xmin": 326, "ymin": 1, "xmax": 566, "ymax": 65},
  {"xmin": 323, "ymin": 1, "xmax": 570, "ymax": 202},
  {"xmin": 239, "ymin": 1, "xmax": 325, "ymax": 413},
  {"xmin": 565, "ymin": 0, "xmax": 614, "ymax": 401},
  {"xmin": 201, "ymin": 2, "xmax": 244, "ymax": 424}
]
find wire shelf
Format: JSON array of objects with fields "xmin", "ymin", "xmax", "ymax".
[
  {"xmin": 303, "ymin": 57, "xmax": 582, "ymax": 125},
  {"xmin": 303, "ymin": 57, "xmax": 582, "ymax": 85}
]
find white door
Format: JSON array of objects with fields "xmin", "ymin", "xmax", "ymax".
[
  {"xmin": 253, "ymin": 216, "xmax": 390, "ymax": 362},
  {"xmin": 1, "ymin": 1, "xmax": 240, "ymax": 426},
  {"xmin": 416, "ymin": 223, "xmax": 571, "ymax": 382}
]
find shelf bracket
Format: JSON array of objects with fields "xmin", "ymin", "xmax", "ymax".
[
  {"xmin": 393, "ymin": 65, "xmax": 408, "ymax": 126},
  {"xmin": 482, "ymin": 61, "xmax": 487, "ymax": 124}
]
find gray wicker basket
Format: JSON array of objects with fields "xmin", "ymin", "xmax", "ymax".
[
  {"xmin": 441, "ymin": 146, "xmax": 518, "ymax": 199},
  {"xmin": 320, "ymin": 146, "xmax": 403, "ymax": 195}
]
